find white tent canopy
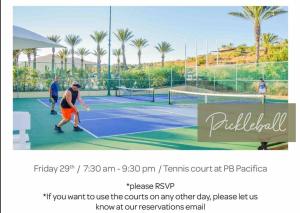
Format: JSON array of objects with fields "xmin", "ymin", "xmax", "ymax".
[{"xmin": 13, "ymin": 25, "xmax": 65, "ymax": 50}]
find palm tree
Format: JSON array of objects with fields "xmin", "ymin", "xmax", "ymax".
[
  {"xmin": 92, "ymin": 48, "xmax": 107, "ymax": 78},
  {"xmin": 23, "ymin": 49, "xmax": 34, "ymax": 67},
  {"xmin": 155, "ymin": 41, "xmax": 174, "ymax": 67},
  {"xmin": 65, "ymin": 34, "xmax": 82, "ymax": 74},
  {"xmin": 57, "ymin": 49, "xmax": 66, "ymax": 70},
  {"xmin": 76, "ymin": 48, "xmax": 90, "ymax": 70},
  {"xmin": 113, "ymin": 49, "xmax": 122, "ymax": 77},
  {"xmin": 47, "ymin": 35, "xmax": 61, "ymax": 74},
  {"xmin": 131, "ymin": 38, "xmax": 148, "ymax": 66},
  {"xmin": 13, "ymin": 49, "xmax": 22, "ymax": 66},
  {"xmin": 236, "ymin": 44, "xmax": 248, "ymax": 54},
  {"xmin": 114, "ymin": 28, "xmax": 134, "ymax": 69},
  {"xmin": 229, "ymin": 6, "xmax": 287, "ymax": 63},
  {"xmin": 262, "ymin": 33, "xmax": 279, "ymax": 55},
  {"xmin": 90, "ymin": 31, "xmax": 107, "ymax": 79}
]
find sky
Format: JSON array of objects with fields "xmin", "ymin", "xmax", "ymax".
[{"xmin": 14, "ymin": 6, "xmax": 288, "ymax": 64}]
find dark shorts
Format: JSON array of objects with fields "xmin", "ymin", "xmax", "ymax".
[{"xmin": 51, "ymin": 96, "xmax": 58, "ymax": 103}]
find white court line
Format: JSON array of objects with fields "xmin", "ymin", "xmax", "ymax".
[
  {"xmin": 79, "ymin": 110, "xmax": 190, "ymax": 122},
  {"xmin": 145, "ymin": 107, "xmax": 196, "ymax": 118},
  {"xmin": 37, "ymin": 99, "xmax": 98, "ymax": 138},
  {"xmin": 95, "ymin": 125, "xmax": 197, "ymax": 139},
  {"xmin": 79, "ymin": 105, "xmax": 196, "ymax": 122},
  {"xmin": 94, "ymin": 97, "xmax": 130, "ymax": 104}
]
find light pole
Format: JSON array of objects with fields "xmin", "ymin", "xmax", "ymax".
[
  {"xmin": 184, "ymin": 43, "xmax": 187, "ymax": 86},
  {"xmin": 107, "ymin": 6, "xmax": 112, "ymax": 96}
]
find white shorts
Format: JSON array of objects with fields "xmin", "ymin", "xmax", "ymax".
[{"xmin": 258, "ymin": 88, "xmax": 266, "ymax": 94}]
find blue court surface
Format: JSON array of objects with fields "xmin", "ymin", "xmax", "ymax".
[{"xmin": 38, "ymin": 96, "xmax": 197, "ymax": 138}]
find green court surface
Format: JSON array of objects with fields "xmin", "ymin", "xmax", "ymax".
[{"xmin": 13, "ymin": 98, "xmax": 287, "ymax": 150}]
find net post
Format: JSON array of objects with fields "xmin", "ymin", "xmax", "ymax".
[
  {"xmin": 168, "ymin": 90, "xmax": 171, "ymax": 105},
  {"xmin": 152, "ymin": 89, "xmax": 155, "ymax": 102},
  {"xmin": 204, "ymin": 95, "xmax": 208, "ymax": 104},
  {"xmin": 170, "ymin": 68, "xmax": 173, "ymax": 88}
]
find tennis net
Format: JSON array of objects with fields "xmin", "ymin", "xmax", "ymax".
[
  {"xmin": 115, "ymin": 87, "xmax": 155, "ymax": 102},
  {"xmin": 168, "ymin": 89, "xmax": 265, "ymax": 105}
]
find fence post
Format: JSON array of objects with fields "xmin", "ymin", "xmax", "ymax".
[
  {"xmin": 213, "ymin": 68, "xmax": 216, "ymax": 91},
  {"xmin": 196, "ymin": 66, "xmax": 198, "ymax": 88},
  {"xmin": 261, "ymin": 63, "xmax": 265, "ymax": 80},
  {"xmin": 195, "ymin": 41, "xmax": 198, "ymax": 88},
  {"xmin": 148, "ymin": 71, "xmax": 151, "ymax": 88},
  {"xmin": 235, "ymin": 63, "xmax": 238, "ymax": 92},
  {"xmin": 184, "ymin": 43, "xmax": 187, "ymax": 86},
  {"xmin": 170, "ymin": 68, "xmax": 173, "ymax": 88}
]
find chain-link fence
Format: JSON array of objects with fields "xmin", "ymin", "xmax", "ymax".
[
  {"xmin": 13, "ymin": 61, "xmax": 288, "ymax": 97},
  {"xmin": 185, "ymin": 61, "xmax": 288, "ymax": 95}
]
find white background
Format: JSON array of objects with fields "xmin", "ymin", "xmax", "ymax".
[{"xmin": 1, "ymin": 0, "xmax": 300, "ymax": 213}]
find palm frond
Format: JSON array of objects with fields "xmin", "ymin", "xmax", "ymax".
[
  {"xmin": 228, "ymin": 12, "xmax": 248, "ymax": 19},
  {"xmin": 262, "ymin": 8, "xmax": 287, "ymax": 20},
  {"xmin": 113, "ymin": 48, "xmax": 122, "ymax": 56},
  {"xmin": 114, "ymin": 28, "xmax": 134, "ymax": 42},
  {"xmin": 155, "ymin": 41, "xmax": 174, "ymax": 53},
  {"xmin": 65, "ymin": 34, "xmax": 82, "ymax": 47},
  {"xmin": 90, "ymin": 31, "xmax": 107, "ymax": 44},
  {"xmin": 131, "ymin": 38, "xmax": 149, "ymax": 49},
  {"xmin": 47, "ymin": 35, "xmax": 61, "ymax": 43},
  {"xmin": 93, "ymin": 48, "xmax": 107, "ymax": 57},
  {"xmin": 76, "ymin": 48, "xmax": 90, "ymax": 56}
]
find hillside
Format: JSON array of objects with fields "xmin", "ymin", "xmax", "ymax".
[{"xmin": 153, "ymin": 41, "xmax": 288, "ymax": 68}]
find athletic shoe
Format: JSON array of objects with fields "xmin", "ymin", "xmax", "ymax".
[
  {"xmin": 54, "ymin": 125, "xmax": 64, "ymax": 133},
  {"xmin": 50, "ymin": 110, "xmax": 57, "ymax": 115},
  {"xmin": 258, "ymin": 142, "xmax": 268, "ymax": 150},
  {"xmin": 73, "ymin": 126, "xmax": 83, "ymax": 132}
]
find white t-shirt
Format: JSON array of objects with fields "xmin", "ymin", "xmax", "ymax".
[{"xmin": 258, "ymin": 81, "xmax": 266, "ymax": 94}]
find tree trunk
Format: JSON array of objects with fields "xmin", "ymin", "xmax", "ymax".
[
  {"xmin": 15, "ymin": 55, "xmax": 19, "ymax": 67},
  {"xmin": 264, "ymin": 45, "xmax": 269, "ymax": 55},
  {"xmin": 162, "ymin": 54, "xmax": 165, "ymax": 67},
  {"xmin": 71, "ymin": 48, "xmax": 75, "ymax": 75},
  {"xmin": 61, "ymin": 60, "xmax": 63, "ymax": 71},
  {"xmin": 97, "ymin": 56, "xmax": 101, "ymax": 80},
  {"xmin": 52, "ymin": 47, "xmax": 55, "ymax": 74},
  {"xmin": 27, "ymin": 54, "xmax": 31, "ymax": 67},
  {"xmin": 99, "ymin": 58, "xmax": 102, "ymax": 81},
  {"xmin": 97, "ymin": 44, "xmax": 101, "ymax": 80},
  {"xmin": 255, "ymin": 22, "xmax": 261, "ymax": 64},
  {"xmin": 81, "ymin": 57, "xmax": 84, "ymax": 71},
  {"xmin": 33, "ymin": 49, "xmax": 37, "ymax": 70},
  {"xmin": 117, "ymin": 57, "xmax": 120, "ymax": 77},
  {"xmin": 138, "ymin": 50, "xmax": 141, "ymax": 66},
  {"xmin": 64, "ymin": 58, "xmax": 67, "ymax": 73},
  {"xmin": 122, "ymin": 43, "xmax": 127, "ymax": 69}
]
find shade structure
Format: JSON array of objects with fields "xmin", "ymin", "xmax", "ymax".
[{"xmin": 13, "ymin": 25, "xmax": 65, "ymax": 50}]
